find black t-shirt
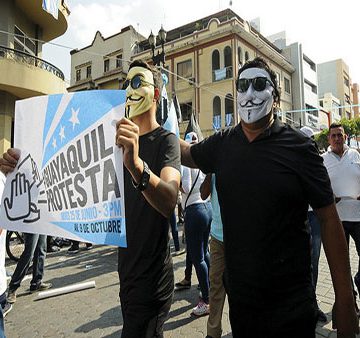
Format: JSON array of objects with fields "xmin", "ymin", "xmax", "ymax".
[
  {"xmin": 191, "ymin": 118, "xmax": 334, "ymax": 305},
  {"xmin": 118, "ymin": 127, "xmax": 181, "ymax": 309}
]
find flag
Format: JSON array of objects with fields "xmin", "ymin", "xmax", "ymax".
[
  {"xmin": 156, "ymin": 73, "xmax": 169, "ymax": 125},
  {"xmin": 172, "ymin": 94, "xmax": 182, "ymax": 123},
  {"xmin": 163, "ymin": 100, "xmax": 180, "ymax": 138},
  {"xmin": 185, "ymin": 112, "xmax": 203, "ymax": 141},
  {"xmin": 42, "ymin": 0, "xmax": 60, "ymax": 19},
  {"xmin": 213, "ymin": 115, "xmax": 221, "ymax": 131}
]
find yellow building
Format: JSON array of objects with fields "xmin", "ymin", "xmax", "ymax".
[
  {"xmin": 68, "ymin": 26, "xmax": 144, "ymax": 92},
  {"xmin": 318, "ymin": 59, "xmax": 354, "ymax": 119},
  {"xmin": 134, "ymin": 9, "xmax": 294, "ymax": 137},
  {"xmin": 0, "ymin": 0, "xmax": 70, "ymax": 154}
]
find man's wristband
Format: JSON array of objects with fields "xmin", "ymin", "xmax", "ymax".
[{"xmin": 131, "ymin": 160, "xmax": 150, "ymax": 191}]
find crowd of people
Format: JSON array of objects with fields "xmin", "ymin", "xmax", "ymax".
[{"xmin": 0, "ymin": 57, "xmax": 360, "ymax": 338}]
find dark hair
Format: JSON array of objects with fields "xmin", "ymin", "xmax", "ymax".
[
  {"xmin": 128, "ymin": 60, "xmax": 163, "ymax": 103},
  {"xmin": 236, "ymin": 57, "xmax": 280, "ymax": 104},
  {"xmin": 329, "ymin": 122, "xmax": 343, "ymax": 130}
]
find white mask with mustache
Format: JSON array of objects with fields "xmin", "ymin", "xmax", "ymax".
[{"xmin": 237, "ymin": 67, "xmax": 274, "ymax": 124}]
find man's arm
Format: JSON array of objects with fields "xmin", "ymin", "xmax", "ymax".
[
  {"xmin": 200, "ymin": 174, "xmax": 211, "ymax": 200},
  {"xmin": 141, "ymin": 165, "xmax": 180, "ymax": 218},
  {"xmin": 116, "ymin": 118, "xmax": 180, "ymax": 218},
  {"xmin": 315, "ymin": 203, "xmax": 359, "ymax": 337},
  {"xmin": 179, "ymin": 139, "xmax": 198, "ymax": 168}
]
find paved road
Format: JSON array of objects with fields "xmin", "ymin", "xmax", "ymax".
[{"xmin": 3, "ymin": 228, "xmax": 360, "ymax": 337}]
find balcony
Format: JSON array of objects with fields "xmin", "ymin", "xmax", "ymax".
[
  {"xmin": 15, "ymin": 0, "xmax": 69, "ymax": 41},
  {"xmin": 0, "ymin": 46, "xmax": 66, "ymax": 98}
]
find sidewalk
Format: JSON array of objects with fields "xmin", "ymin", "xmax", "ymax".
[{"xmin": 3, "ymin": 233, "xmax": 360, "ymax": 338}]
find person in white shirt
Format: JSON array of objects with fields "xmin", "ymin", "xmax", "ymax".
[
  {"xmin": 322, "ymin": 122, "xmax": 360, "ymax": 306},
  {"xmin": 179, "ymin": 132, "xmax": 212, "ymax": 317}
]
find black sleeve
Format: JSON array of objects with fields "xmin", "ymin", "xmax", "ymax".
[
  {"xmin": 159, "ymin": 132, "xmax": 181, "ymax": 173},
  {"xmin": 190, "ymin": 132, "xmax": 223, "ymax": 174},
  {"xmin": 300, "ymin": 140, "xmax": 334, "ymax": 210}
]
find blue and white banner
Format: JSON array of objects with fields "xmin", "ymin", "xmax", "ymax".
[
  {"xmin": 0, "ymin": 90, "xmax": 127, "ymax": 247},
  {"xmin": 42, "ymin": 0, "xmax": 60, "ymax": 20}
]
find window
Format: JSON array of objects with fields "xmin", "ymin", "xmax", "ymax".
[
  {"xmin": 14, "ymin": 26, "xmax": 36, "ymax": 55},
  {"xmin": 224, "ymin": 46, "xmax": 232, "ymax": 78},
  {"xmin": 212, "ymin": 50, "xmax": 220, "ymax": 71},
  {"xmin": 224, "ymin": 46, "xmax": 232, "ymax": 68},
  {"xmin": 284, "ymin": 77, "xmax": 291, "ymax": 94},
  {"xmin": 225, "ymin": 94, "xmax": 234, "ymax": 127},
  {"xmin": 116, "ymin": 54, "xmax": 123, "ymax": 68},
  {"xmin": 177, "ymin": 60, "xmax": 192, "ymax": 79},
  {"xmin": 238, "ymin": 46, "xmax": 243, "ymax": 67},
  {"xmin": 344, "ymin": 77, "xmax": 349, "ymax": 87},
  {"xmin": 319, "ymin": 100, "xmax": 323, "ymax": 107},
  {"xmin": 213, "ymin": 96, "xmax": 221, "ymax": 130},
  {"xmin": 86, "ymin": 66, "xmax": 91, "ymax": 78},
  {"xmin": 76, "ymin": 69, "xmax": 81, "ymax": 81},
  {"xmin": 180, "ymin": 102, "xmax": 192, "ymax": 121},
  {"xmin": 245, "ymin": 51, "xmax": 249, "ymax": 62},
  {"xmin": 104, "ymin": 59, "xmax": 110, "ymax": 72}
]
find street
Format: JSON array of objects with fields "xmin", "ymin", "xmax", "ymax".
[{"xmin": 3, "ymin": 227, "xmax": 360, "ymax": 338}]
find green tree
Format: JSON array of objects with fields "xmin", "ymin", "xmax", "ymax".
[
  {"xmin": 339, "ymin": 117, "xmax": 356, "ymax": 145},
  {"xmin": 314, "ymin": 129, "xmax": 329, "ymax": 152}
]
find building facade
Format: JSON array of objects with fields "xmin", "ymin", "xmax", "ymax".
[
  {"xmin": 69, "ymin": 9, "xmax": 294, "ymax": 137},
  {"xmin": 352, "ymin": 83, "xmax": 359, "ymax": 118},
  {"xmin": 318, "ymin": 59, "xmax": 354, "ymax": 120},
  {"xmin": 268, "ymin": 31, "xmax": 320, "ymax": 131},
  {"xmin": 68, "ymin": 26, "xmax": 144, "ymax": 92},
  {"xmin": 0, "ymin": 0, "xmax": 69, "ymax": 154},
  {"xmin": 319, "ymin": 92, "xmax": 341, "ymax": 125},
  {"xmin": 134, "ymin": 9, "xmax": 294, "ymax": 137}
]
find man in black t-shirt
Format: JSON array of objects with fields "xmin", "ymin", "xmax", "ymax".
[
  {"xmin": 180, "ymin": 58, "xmax": 358, "ymax": 338},
  {"xmin": 116, "ymin": 60, "xmax": 180, "ymax": 338}
]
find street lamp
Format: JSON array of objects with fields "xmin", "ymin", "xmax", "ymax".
[{"xmin": 148, "ymin": 26, "xmax": 167, "ymax": 67}]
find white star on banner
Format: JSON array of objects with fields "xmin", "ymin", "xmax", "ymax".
[
  {"xmin": 59, "ymin": 125, "xmax": 65, "ymax": 142},
  {"xmin": 69, "ymin": 107, "xmax": 80, "ymax": 130},
  {"xmin": 52, "ymin": 137, "xmax": 57, "ymax": 149}
]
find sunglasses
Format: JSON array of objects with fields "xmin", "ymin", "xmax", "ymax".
[
  {"xmin": 123, "ymin": 75, "xmax": 155, "ymax": 90},
  {"xmin": 236, "ymin": 77, "xmax": 274, "ymax": 93}
]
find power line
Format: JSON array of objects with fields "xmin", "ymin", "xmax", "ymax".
[{"xmin": 1, "ymin": 29, "xmax": 359, "ymax": 116}]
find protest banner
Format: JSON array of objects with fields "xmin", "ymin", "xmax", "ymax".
[{"xmin": 0, "ymin": 90, "xmax": 127, "ymax": 247}]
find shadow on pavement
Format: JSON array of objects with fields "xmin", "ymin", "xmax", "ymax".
[
  {"xmin": 75, "ymin": 305, "xmax": 122, "ymax": 334},
  {"xmin": 43, "ymin": 246, "xmax": 118, "ymax": 288}
]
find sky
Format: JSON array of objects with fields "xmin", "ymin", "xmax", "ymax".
[{"xmin": 43, "ymin": 0, "xmax": 360, "ymax": 86}]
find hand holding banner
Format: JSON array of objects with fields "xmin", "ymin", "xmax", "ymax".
[{"xmin": 0, "ymin": 90, "xmax": 127, "ymax": 247}]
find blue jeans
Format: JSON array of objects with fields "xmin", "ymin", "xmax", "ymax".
[
  {"xmin": 8, "ymin": 233, "xmax": 47, "ymax": 291},
  {"xmin": 0, "ymin": 292, "xmax": 5, "ymax": 338},
  {"xmin": 308, "ymin": 211, "xmax": 321, "ymax": 289},
  {"xmin": 169, "ymin": 211, "xmax": 180, "ymax": 251},
  {"xmin": 184, "ymin": 202, "xmax": 212, "ymax": 303}
]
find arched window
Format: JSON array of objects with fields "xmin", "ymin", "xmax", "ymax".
[
  {"xmin": 224, "ymin": 46, "xmax": 232, "ymax": 67},
  {"xmin": 212, "ymin": 50, "xmax": 220, "ymax": 71},
  {"xmin": 224, "ymin": 46, "xmax": 232, "ymax": 78},
  {"xmin": 225, "ymin": 94, "xmax": 234, "ymax": 127},
  {"xmin": 238, "ymin": 46, "xmax": 243, "ymax": 67},
  {"xmin": 245, "ymin": 51, "xmax": 249, "ymax": 62},
  {"xmin": 213, "ymin": 96, "xmax": 221, "ymax": 130}
]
